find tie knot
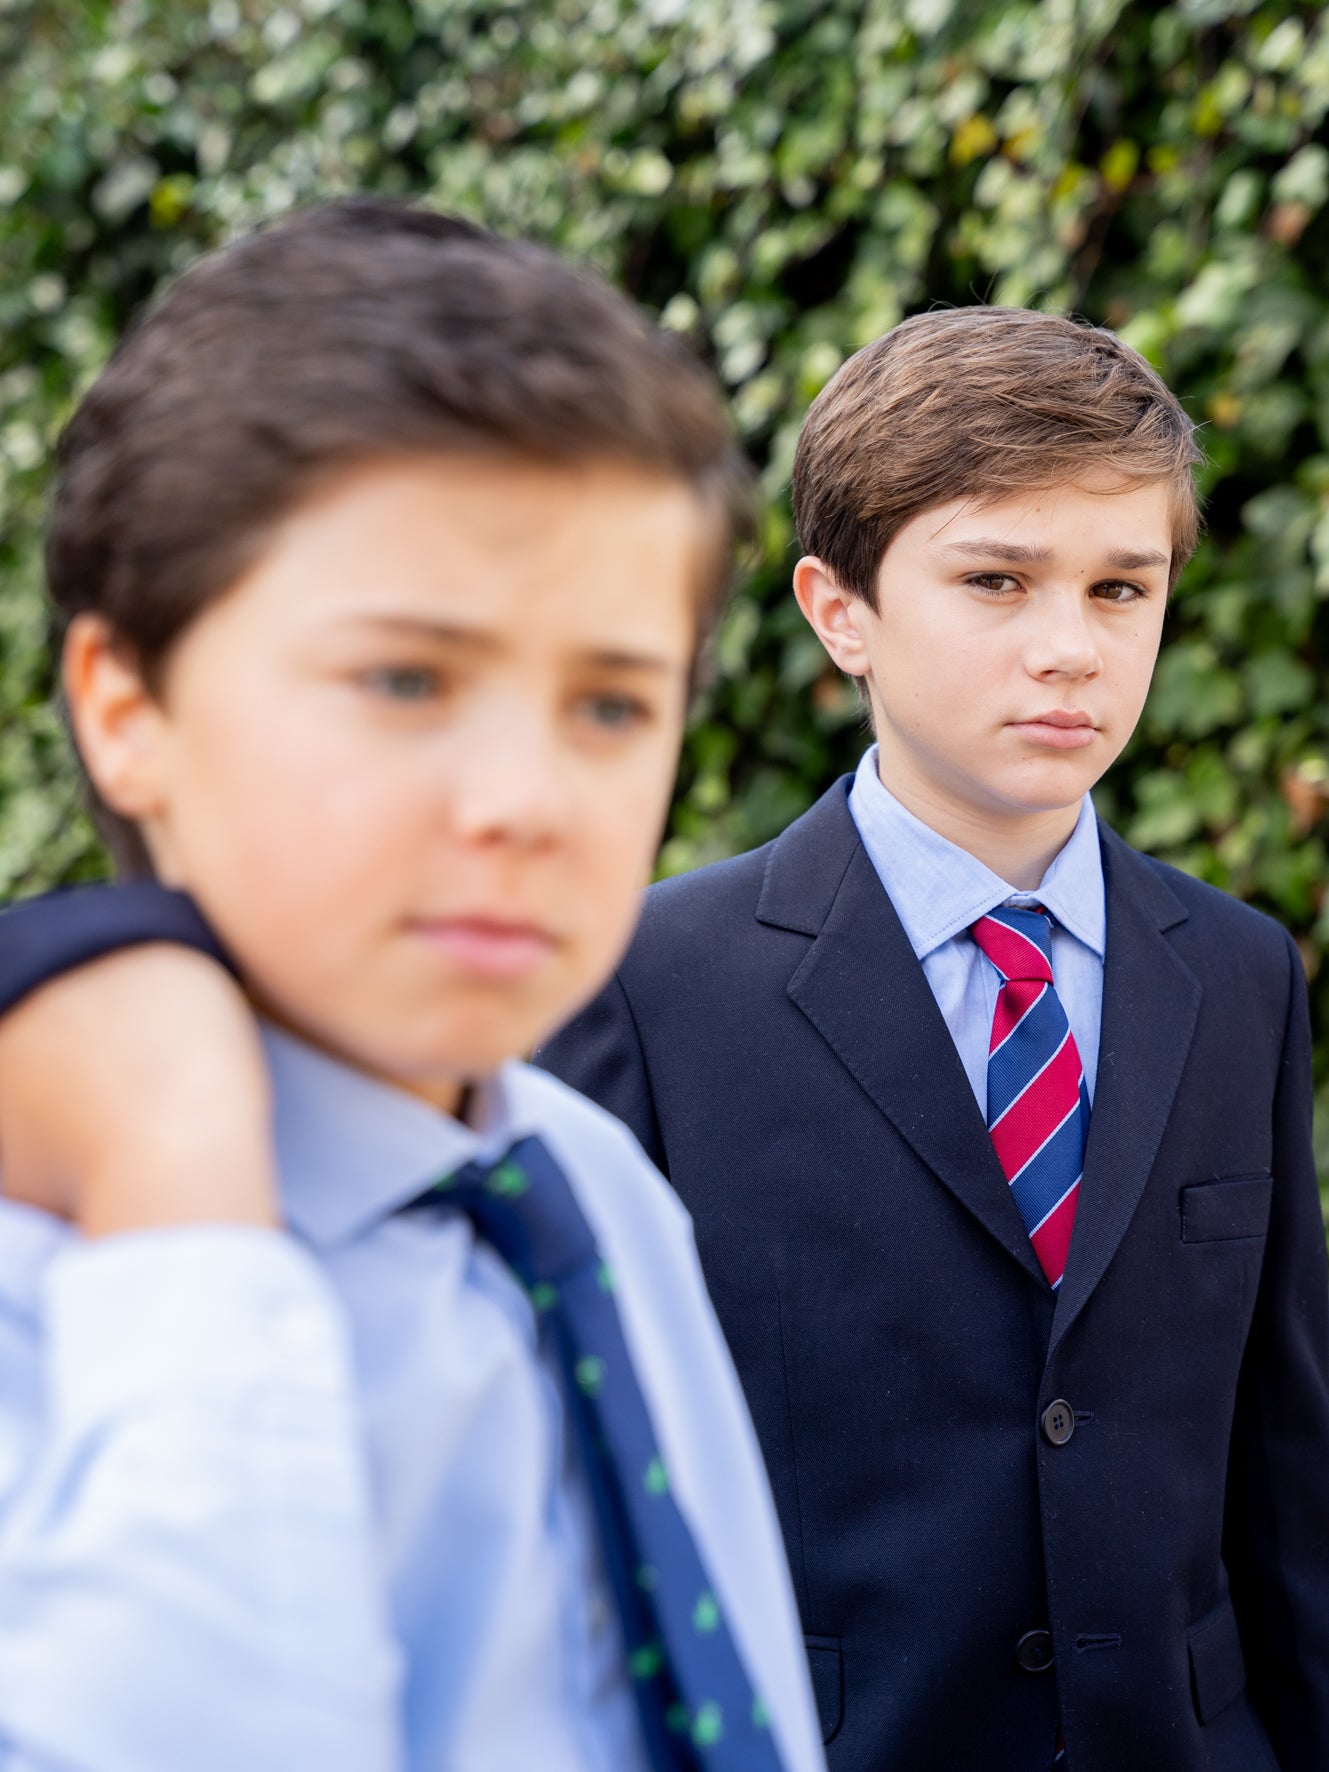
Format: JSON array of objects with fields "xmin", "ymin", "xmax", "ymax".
[
  {"xmin": 430, "ymin": 1134, "xmax": 598, "ymax": 1286},
  {"xmin": 971, "ymin": 905, "xmax": 1054, "ymax": 984}
]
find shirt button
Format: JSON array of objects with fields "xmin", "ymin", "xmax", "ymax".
[
  {"xmin": 1041, "ymin": 1399, "xmax": 1075, "ymax": 1446},
  {"xmin": 1016, "ymin": 1629, "xmax": 1055, "ymax": 1674}
]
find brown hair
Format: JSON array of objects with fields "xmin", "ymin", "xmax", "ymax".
[
  {"xmin": 47, "ymin": 197, "xmax": 754, "ymax": 873},
  {"xmin": 792, "ymin": 306, "xmax": 1202, "ymax": 606}
]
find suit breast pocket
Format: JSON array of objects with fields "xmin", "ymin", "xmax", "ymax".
[{"xmin": 1180, "ymin": 1174, "xmax": 1273, "ymax": 1244}]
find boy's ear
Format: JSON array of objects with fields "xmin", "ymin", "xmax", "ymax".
[
  {"xmin": 62, "ymin": 614, "xmax": 172, "ymax": 821},
  {"xmin": 792, "ymin": 556, "xmax": 873, "ymax": 680}
]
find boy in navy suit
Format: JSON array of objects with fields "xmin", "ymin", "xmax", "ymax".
[
  {"xmin": 0, "ymin": 200, "xmax": 825, "ymax": 1772},
  {"xmin": 538, "ymin": 307, "xmax": 1329, "ymax": 1771}
]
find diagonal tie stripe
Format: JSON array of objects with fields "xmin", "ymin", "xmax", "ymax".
[
  {"xmin": 988, "ymin": 1031, "xmax": 1082, "ymax": 1179},
  {"xmin": 1005, "ymin": 1088, "xmax": 1087, "ymax": 1230},
  {"xmin": 972, "ymin": 906, "xmax": 1088, "ymax": 1291},
  {"xmin": 989, "ymin": 977, "xmax": 1046, "ymax": 1056},
  {"xmin": 1030, "ymin": 1176, "xmax": 1081, "ymax": 1287},
  {"xmin": 987, "ymin": 986, "xmax": 1074, "ymax": 1126}
]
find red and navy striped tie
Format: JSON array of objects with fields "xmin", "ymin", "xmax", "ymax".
[{"xmin": 971, "ymin": 905, "xmax": 1089, "ymax": 1290}]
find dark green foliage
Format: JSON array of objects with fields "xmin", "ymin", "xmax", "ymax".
[{"xmin": 4, "ymin": 0, "xmax": 1329, "ymax": 1189}]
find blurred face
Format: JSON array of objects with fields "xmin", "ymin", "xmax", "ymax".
[
  {"xmin": 72, "ymin": 455, "xmax": 701, "ymax": 1108},
  {"xmin": 796, "ymin": 475, "xmax": 1172, "ymax": 864}
]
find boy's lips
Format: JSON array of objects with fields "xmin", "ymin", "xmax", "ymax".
[
  {"xmin": 1009, "ymin": 710, "xmax": 1098, "ymax": 751},
  {"xmin": 407, "ymin": 916, "xmax": 559, "ymax": 979}
]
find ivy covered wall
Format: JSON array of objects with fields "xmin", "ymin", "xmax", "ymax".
[{"xmin": 4, "ymin": 0, "xmax": 1329, "ymax": 1175}]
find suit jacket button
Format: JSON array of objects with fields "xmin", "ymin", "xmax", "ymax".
[
  {"xmin": 1016, "ymin": 1629, "xmax": 1055, "ymax": 1674},
  {"xmin": 1041, "ymin": 1399, "xmax": 1075, "ymax": 1445}
]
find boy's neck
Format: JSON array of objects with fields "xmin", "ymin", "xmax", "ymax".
[
  {"xmin": 253, "ymin": 995, "xmax": 470, "ymax": 1119},
  {"xmin": 875, "ymin": 757, "xmax": 1084, "ymax": 892}
]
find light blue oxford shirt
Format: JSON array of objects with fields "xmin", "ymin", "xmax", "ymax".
[
  {"xmin": 0, "ymin": 1029, "xmax": 825, "ymax": 1772},
  {"xmin": 847, "ymin": 746, "xmax": 1106, "ymax": 1112}
]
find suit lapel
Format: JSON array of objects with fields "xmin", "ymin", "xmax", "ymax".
[
  {"xmin": 1049, "ymin": 824, "xmax": 1201, "ymax": 1351},
  {"xmin": 760, "ymin": 783, "xmax": 1045, "ymax": 1287}
]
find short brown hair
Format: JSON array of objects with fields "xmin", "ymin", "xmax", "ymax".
[
  {"xmin": 47, "ymin": 197, "xmax": 754, "ymax": 873},
  {"xmin": 792, "ymin": 306, "xmax": 1202, "ymax": 606}
]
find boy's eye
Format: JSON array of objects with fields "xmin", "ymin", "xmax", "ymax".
[
  {"xmin": 967, "ymin": 573, "xmax": 1022, "ymax": 595},
  {"xmin": 1091, "ymin": 579, "xmax": 1147, "ymax": 604},
  {"xmin": 362, "ymin": 665, "xmax": 442, "ymax": 701},
  {"xmin": 578, "ymin": 692, "xmax": 651, "ymax": 732}
]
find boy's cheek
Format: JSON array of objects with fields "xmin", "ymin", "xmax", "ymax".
[{"xmin": 147, "ymin": 728, "xmax": 669, "ymax": 1074}]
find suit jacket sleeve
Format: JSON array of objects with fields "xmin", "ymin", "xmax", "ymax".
[
  {"xmin": 1223, "ymin": 927, "xmax": 1329, "ymax": 1768},
  {"xmin": 535, "ymin": 972, "xmax": 668, "ymax": 1176}
]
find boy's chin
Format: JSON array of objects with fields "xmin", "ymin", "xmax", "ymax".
[
  {"xmin": 262, "ymin": 1003, "xmax": 566, "ymax": 1114},
  {"xmin": 245, "ymin": 948, "xmax": 627, "ymax": 1109},
  {"xmin": 984, "ymin": 762, "xmax": 1105, "ymax": 818}
]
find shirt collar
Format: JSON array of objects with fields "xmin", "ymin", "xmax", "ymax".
[
  {"xmin": 847, "ymin": 745, "xmax": 1105, "ymax": 962},
  {"xmin": 262, "ymin": 1025, "xmax": 540, "ymax": 1250}
]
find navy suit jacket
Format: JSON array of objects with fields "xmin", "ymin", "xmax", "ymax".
[{"xmin": 538, "ymin": 779, "xmax": 1329, "ymax": 1772}]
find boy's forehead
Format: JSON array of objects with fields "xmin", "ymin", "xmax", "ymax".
[
  {"xmin": 912, "ymin": 478, "xmax": 1177, "ymax": 551},
  {"xmin": 223, "ymin": 453, "xmax": 706, "ymax": 651}
]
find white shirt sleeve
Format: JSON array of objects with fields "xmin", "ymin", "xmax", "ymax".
[{"xmin": 0, "ymin": 1218, "xmax": 403, "ymax": 1772}]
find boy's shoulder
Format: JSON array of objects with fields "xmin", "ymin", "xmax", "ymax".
[
  {"xmin": 504, "ymin": 1059, "xmax": 692, "ymax": 1225},
  {"xmin": 507, "ymin": 1060, "xmax": 728, "ymax": 1359},
  {"xmin": 636, "ymin": 776, "xmax": 857, "ymax": 950},
  {"xmin": 1100, "ymin": 826, "xmax": 1301, "ymax": 1029},
  {"xmin": 1101, "ymin": 825, "xmax": 1295, "ymax": 966}
]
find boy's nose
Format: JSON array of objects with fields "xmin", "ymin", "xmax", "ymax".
[
  {"xmin": 446, "ymin": 714, "xmax": 571, "ymax": 849},
  {"xmin": 1026, "ymin": 595, "xmax": 1102, "ymax": 679}
]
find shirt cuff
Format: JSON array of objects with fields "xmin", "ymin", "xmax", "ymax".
[{"xmin": 44, "ymin": 1226, "xmax": 352, "ymax": 1431}]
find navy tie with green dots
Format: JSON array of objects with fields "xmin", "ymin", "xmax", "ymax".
[{"xmin": 423, "ymin": 1135, "xmax": 785, "ymax": 1772}]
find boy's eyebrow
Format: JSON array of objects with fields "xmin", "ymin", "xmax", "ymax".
[
  {"xmin": 336, "ymin": 615, "xmax": 676, "ymax": 671},
  {"xmin": 584, "ymin": 651, "xmax": 677, "ymax": 673},
  {"xmin": 1103, "ymin": 547, "xmax": 1171, "ymax": 570},
  {"xmin": 937, "ymin": 540, "xmax": 1053, "ymax": 564},
  {"xmin": 935, "ymin": 540, "xmax": 1171, "ymax": 571}
]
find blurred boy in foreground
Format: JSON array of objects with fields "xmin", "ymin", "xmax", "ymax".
[{"xmin": 0, "ymin": 200, "xmax": 824, "ymax": 1772}]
